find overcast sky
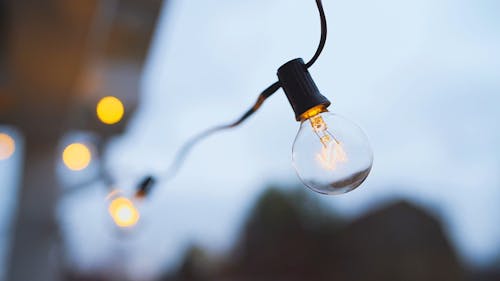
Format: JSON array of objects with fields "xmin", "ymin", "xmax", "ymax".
[{"xmin": 2, "ymin": 0, "xmax": 499, "ymax": 280}]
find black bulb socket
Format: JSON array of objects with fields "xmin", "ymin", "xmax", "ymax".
[
  {"xmin": 135, "ymin": 175, "xmax": 156, "ymax": 198},
  {"xmin": 277, "ymin": 58, "xmax": 331, "ymax": 121}
]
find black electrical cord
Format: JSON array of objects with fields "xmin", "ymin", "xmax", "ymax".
[
  {"xmin": 166, "ymin": 82, "xmax": 279, "ymax": 176},
  {"xmin": 135, "ymin": 0, "xmax": 327, "ymax": 197},
  {"xmin": 135, "ymin": 82, "xmax": 281, "ymax": 197},
  {"xmin": 305, "ymin": 0, "xmax": 327, "ymax": 68}
]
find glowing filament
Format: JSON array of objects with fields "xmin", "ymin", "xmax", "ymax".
[
  {"xmin": 108, "ymin": 197, "xmax": 140, "ymax": 228},
  {"xmin": 317, "ymin": 141, "xmax": 348, "ymax": 170},
  {"xmin": 309, "ymin": 114, "xmax": 348, "ymax": 170}
]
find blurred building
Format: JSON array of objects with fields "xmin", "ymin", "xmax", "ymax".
[{"xmin": 0, "ymin": 0, "xmax": 162, "ymax": 280}]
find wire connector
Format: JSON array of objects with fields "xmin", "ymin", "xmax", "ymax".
[{"xmin": 277, "ymin": 58, "xmax": 330, "ymax": 121}]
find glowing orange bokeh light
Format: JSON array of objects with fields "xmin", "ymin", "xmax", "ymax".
[
  {"xmin": 0, "ymin": 133, "xmax": 15, "ymax": 160},
  {"xmin": 96, "ymin": 96, "xmax": 125, "ymax": 125},
  {"xmin": 62, "ymin": 143, "xmax": 91, "ymax": 171},
  {"xmin": 108, "ymin": 197, "xmax": 140, "ymax": 228}
]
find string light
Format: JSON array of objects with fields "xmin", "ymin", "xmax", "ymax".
[
  {"xmin": 96, "ymin": 96, "xmax": 125, "ymax": 125},
  {"xmin": 62, "ymin": 143, "xmax": 92, "ymax": 171},
  {"xmin": 134, "ymin": 0, "xmax": 373, "ymax": 197},
  {"xmin": 107, "ymin": 194, "xmax": 140, "ymax": 228},
  {"xmin": 291, "ymin": 104, "xmax": 372, "ymax": 195},
  {"xmin": 57, "ymin": 0, "xmax": 369, "ymax": 238},
  {"xmin": 0, "ymin": 133, "xmax": 15, "ymax": 161}
]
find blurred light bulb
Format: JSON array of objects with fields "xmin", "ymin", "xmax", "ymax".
[
  {"xmin": 96, "ymin": 96, "xmax": 124, "ymax": 125},
  {"xmin": 62, "ymin": 143, "xmax": 91, "ymax": 171},
  {"xmin": 108, "ymin": 196, "xmax": 140, "ymax": 228},
  {"xmin": 292, "ymin": 106, "xmax": 373, "ymax": 195},
  {"xmin": 0, "ymin": 133, "xmax": 15, "ymax": 160}
]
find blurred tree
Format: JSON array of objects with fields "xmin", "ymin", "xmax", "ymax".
[
  {"xmin": 228, "ymin": 187, "xmax": 344, "ymax": 279},
  {"xmin": 161, "ymin": 187, "xmax": 472, "ymax": 281},
  {"xmin": 331, "ymin": 201, "xmax": 466, "ymax": 281},
  {"xmin": 167, "ymin": 245, "xmax": 215, "ymax": 281}
]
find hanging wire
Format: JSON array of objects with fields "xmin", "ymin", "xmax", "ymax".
[
  {"xmin": 305, "ymin": 0, "xmax": 327, "ymax": 68},
  {"xmin": 136, "ymin": 0, "xmax": 328, "ymax": 197},
  {"xmin": 135, "ymin": 82, "xmax": 281, "ymax": 197},
  {"xmin": 169, "ymin": 81, "xmax": 279, "ymax": 175}
]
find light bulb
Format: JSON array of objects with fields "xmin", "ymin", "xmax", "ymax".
[
  {"xmin": 0, "ymin": 133, "xmax": 15, "ymax": 161},
  {"xmin": 107, "ymin": 190, "xmax": 140, "ymax": 228},
  {"xmin": 62, "ymin": 143, "xmax": 92, "ymax": 171},
  {"xmin": 292, "ymin": 107, "xmax": 373, "ymax": 195},
  {"xmin": 277, "ymin": 58, "xmax": 373, "ymax": 195},
  {"xmin": 96, "ymin": 96, "xmax": 124, "ymax": 125}
]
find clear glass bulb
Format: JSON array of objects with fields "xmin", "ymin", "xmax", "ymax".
[{"xmin": 292, "ymin": 107, "xmax": 373, "ymax": 195}]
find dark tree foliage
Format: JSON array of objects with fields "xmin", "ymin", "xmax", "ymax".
[
  {"xmin": 66, "ymin": 187, "xmax": 500, "ymax": 281},
  {"xmin": 160, "ymin": 187, "xmax": 498, "ymax": 281}
]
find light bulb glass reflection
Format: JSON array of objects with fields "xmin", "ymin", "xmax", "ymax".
[{"xmin": 292, "ymin": 107, "xmax": 373, "ymax": 195}]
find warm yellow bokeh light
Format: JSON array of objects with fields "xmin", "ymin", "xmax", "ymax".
[
  {"xmin": 62, "ymin": 143, "xmax": 91, "ymax": 171},
  {"xmin": 108, "ymin": 197, "xmax": 140, "ymax": 228},
  {"xmin": 96, "ymin": 96, "xmax": 125, "ymax": 125},
  {"xmin": 0, "ymin": 133, "xmax": 15, "ymax": 161}
]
